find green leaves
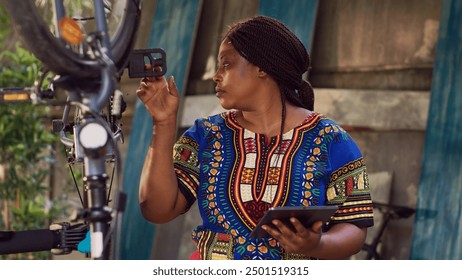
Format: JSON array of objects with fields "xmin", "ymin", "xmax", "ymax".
[
  {"xmin": 0, "ymin": 44, "xmax": 41, "ymax": 87},
  {"xmin": 0, "ymin": 3, "xmax": 10, "ymax": 50},
  {"xmin": 0, "ymin": 18, "xmax": 60, "ymax": 259}
]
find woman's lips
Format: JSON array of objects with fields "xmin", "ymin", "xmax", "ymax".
[{"xmin": 215, "ymin": 87, "xmax": 225, "ymax": 96}]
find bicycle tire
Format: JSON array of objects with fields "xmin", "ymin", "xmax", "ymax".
[{"xmin": 2, "ymin": 0, "xmax": 142, "ymax": 78}]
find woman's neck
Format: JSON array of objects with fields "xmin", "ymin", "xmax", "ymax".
[{"xmin": 237, "ymin": 102, "xmax": 311, "ymax": 138}]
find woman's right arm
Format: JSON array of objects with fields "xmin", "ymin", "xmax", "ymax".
[{"xmin": 136, "ymin": 75, "xmax": 188, "ymax": 224}]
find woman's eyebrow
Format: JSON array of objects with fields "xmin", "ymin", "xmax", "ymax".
[{"xmin": 217, "ymin": 49, "xmax": 234, "ymax": 61}]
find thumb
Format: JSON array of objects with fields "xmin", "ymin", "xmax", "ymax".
[{"xmin": 168, "ymin": 76, "xmax": 179, "ymax": 97}]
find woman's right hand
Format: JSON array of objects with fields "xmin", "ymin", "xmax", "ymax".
[
  {"xmin": 136, "ymin": 74, "xmax": 180, "ymax": 125},
  {"xmin": 136, "ymin": 73, "xmax": 188, "ymax": 224}
]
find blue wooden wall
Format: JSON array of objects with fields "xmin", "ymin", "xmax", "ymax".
[
  {"xmin": 410, "ymin": 0, "xmax": 462, "ymax": 259},
  {"xmin": 258, "ymin": 0, "xmax": 318, "ymax": 53}
]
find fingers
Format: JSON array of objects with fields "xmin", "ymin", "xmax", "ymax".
[
  {"xmin": 262, "ymin": 218, "xmax": 323, "ymax": 255},
  {"xmin": 263, "ymin": 218, "xmax": 303, "ymax": 237},
  {"xmin": 136, "ymin": 75, "xmax": 177, "ymax": 102},
  {"xmin": 141, "ymin": 62, "xmax": 169, "ymax": 85},
  {"xmin": 262, "ymin": 218, "xmax": 322, "ymax": 242},
  {"xmin": 141, "ymin": 75, "xmax": 164, "ymax": 86},
  {"xmin": 136, "ymin": 79, "xmax": 150, "ymax": 100},
  {"xmin": 136, "ymin": 85, "xmax": 146, "ymax": 98},
  {"xmin": 262, "ymin": 219, "xmax": 300, "ymax": 253},
  {"xmin": 261, "ymin": 219, "xmax": 292, "ymax": 239},
  {"xmin": 140, "ymin": 78, "xmax": 151, "ymax": 88},
  {"xmin": 145, "ymin": 64, "xmax": 164, "ymax": 81},
  {"xmin": 288, "ymin": 218, "xmax": 322, "ymax": 234},
  {"xmin": 310, "ymin": 220, "xmax": 323, "ymax": 233},
  {"xmin": 167, "ymin": 76, "xmax": 178, "ymax": 97},
  {"xmin": 137, "ymin": 75, "xmax": 166, "ymax": 96},
  {"xmin": 288, "ymin": 217, "xmax": 306, "ymax": 233}
]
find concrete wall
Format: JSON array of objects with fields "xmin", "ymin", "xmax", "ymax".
[{"xmin": 309, "ymin": 0, "xmax": 441, "ymax": 259}]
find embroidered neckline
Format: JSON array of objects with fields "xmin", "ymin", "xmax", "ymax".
[{"xmin": 227, "ymin": 110, "xmax": 319, "ymax": 139}]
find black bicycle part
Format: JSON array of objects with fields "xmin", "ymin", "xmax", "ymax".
[
  {"xmin": 361, "ymin": 202, "xmax": 416, "ymax": 259},
  {"xmin": 0, "ymin": 223, "xmax": 88, "ymax": 255},
  {"xmin": 128, "ymin": 48, "xmax": 167, "ymax": 78},
  {"xmin": 1, "ymin": 0, "xmax": 142, "ymax": 78}
]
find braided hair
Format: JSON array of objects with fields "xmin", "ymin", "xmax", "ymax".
[{"xmin": 224, "ymin": 16, "xmax": 314, "ymax": 111}]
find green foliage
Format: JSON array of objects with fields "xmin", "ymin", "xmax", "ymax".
[
  {"xmin": 0, "ymin": 5, "xmax": 9, "ymax": 50},
  {"xmin": 0, "ymin": 11, "xmax": 66, "ymax": 260},
  {"xmin": 0, "ymin": 45, "xmax": 41, "ymax": 87}
]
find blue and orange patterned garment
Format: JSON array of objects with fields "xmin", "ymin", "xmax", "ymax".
[{"xmin": 173, "ymin": 111, "xmax": 373, "ymax": 260}]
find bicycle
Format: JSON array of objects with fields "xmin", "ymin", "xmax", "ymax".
[{"xmin": 0, "ymin": 0, "xmax": 166, "ymax": 259}]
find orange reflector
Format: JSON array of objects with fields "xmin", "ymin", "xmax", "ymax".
[
  {"xmin": 3, "ymin": 93, "xmax": 30, "ymax": 101},
  {"xmin": 58, "ymin": 17, "xmax": 84, "ymax": 45}
]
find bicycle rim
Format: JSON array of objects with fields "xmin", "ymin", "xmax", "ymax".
[{"xmin": 2, "ymin": 0, "xmax": 142, "ymax": 78}]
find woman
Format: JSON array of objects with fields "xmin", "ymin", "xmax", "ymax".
[{"xmin": 136, "ymin": 16, "xmax": 374, "ymax": 260}]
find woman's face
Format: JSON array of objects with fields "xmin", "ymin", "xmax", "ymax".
[{"xmin": 213, "ymin": 40, "xmax": 262, "ymax": 111}]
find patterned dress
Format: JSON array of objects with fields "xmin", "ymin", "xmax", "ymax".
[{"xmin": 173, "ymin": 111, "xmax": 373, "ymax": 260}]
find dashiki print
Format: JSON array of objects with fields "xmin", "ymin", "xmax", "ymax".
[{"xmin": 173, "ymin": 111, "xmax": 373, "ymax": 260}]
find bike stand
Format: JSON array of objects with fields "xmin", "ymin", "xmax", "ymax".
[{"xmin": 362, "ymin": 202, "xmax": 416, "ymax": 259}]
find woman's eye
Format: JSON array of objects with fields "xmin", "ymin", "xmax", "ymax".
[
  {"xmin": 222, "ymin": 62, "xmax": 230, "ymax": 69},
  {"xmin": 216, "ymin": 62, "xmax": 230, "ymax": 71}
]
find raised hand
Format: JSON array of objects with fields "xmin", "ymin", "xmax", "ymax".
[{"xmin": 136, "ymin": 74, "xmax": 179, "ymax": 125}]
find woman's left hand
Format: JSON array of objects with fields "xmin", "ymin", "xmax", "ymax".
[{"xmin": 262, "ymin": 218, "xmax": 323, "ymax": 256}]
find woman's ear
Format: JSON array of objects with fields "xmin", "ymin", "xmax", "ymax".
[{"xmin": 258, "ymin": 68, "xmax": 267, "ymax": 78}]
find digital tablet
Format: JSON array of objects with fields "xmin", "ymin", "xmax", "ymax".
[{"xmin": 249, "ymin": 205, "xmax": 338, "ymax": 238}]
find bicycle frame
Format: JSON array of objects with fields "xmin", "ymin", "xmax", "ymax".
[
  {"xmin": 52, "ymin": 0, "xmax": 122, "ymax": 260},
  {"xmin": 59, "ymin": 0, "xmax": 118, "ymax": 260},
  {"xmin": 0, "ymin": 0, "xmax": 127, "ymax": 260}
]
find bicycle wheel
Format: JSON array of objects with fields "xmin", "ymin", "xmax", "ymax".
[{"xmin": 1, "ymin": 0, "xmax": 141, "ymax": 78}]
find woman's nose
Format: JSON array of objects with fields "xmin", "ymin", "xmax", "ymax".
[{"xmin": 213, "ymin": 70, "xmax": 221, "ymax": 83}]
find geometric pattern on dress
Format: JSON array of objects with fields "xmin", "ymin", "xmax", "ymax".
[{"xmin": 183, "ymin": 111, "xmax": 374, "ymax": 260}]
